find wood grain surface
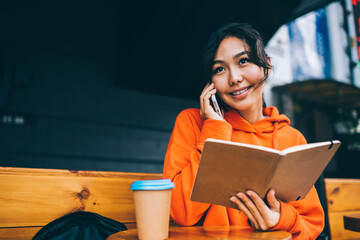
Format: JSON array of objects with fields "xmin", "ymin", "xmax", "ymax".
[
  {"xmin": 107, "ymin": 226, "xmax": 292, "ymax": 240},
  {"xmin": 0, "ymin": 167, "xmax": 162, "ymax": 239},
  {"xmin": 324, "ymin": 178, "xmax": 360, "ymax": 239}
]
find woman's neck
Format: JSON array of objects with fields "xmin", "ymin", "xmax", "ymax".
[{"xmin": 236, "ymin": 107, "xmax": 265, "ymax": 124}]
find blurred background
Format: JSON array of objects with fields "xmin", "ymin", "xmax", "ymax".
[{"xmin": 0, "ymin": 1, "xmax": 359, "ymax": 175}]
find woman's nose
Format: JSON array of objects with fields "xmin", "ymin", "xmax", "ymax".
[{"xmin": 228, "ymin": 67, "xmax": 243, "ymax": 85}]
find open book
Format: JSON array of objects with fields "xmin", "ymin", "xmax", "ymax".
[{"xmin": 190, "ymin": 138, "xmax": 341, "ymax": 209}]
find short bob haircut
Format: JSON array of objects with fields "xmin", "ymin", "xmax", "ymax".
[{"xmin": 202, "ymin": 23, "xmax": 272, "ymax": 85}]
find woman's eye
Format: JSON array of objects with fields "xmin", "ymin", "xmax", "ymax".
[
  {"xmin": 239, "ymin": 58, "xmax": 250, "ymax": 65},
  {"xmin": 213, "ymin": 67, "xmax": 225, "ymax": 74}
]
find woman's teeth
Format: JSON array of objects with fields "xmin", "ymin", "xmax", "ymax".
[{"xmin": 230, "ymin": 86, "xmax": 251, "ymax": 95}]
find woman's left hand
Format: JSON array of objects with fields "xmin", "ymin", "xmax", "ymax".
[{"xmin": 230, "ymin": 189, "xmax": 280, "ymax": 231}]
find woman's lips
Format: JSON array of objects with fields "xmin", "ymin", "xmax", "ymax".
[{"xmin": 229, "ymin": 86, "xmax": 252, "ymax": 96}]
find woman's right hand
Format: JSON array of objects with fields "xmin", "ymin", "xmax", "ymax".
[{"xmin": 200, "ymin": 83, "xmax": 224, "ymax": 121}]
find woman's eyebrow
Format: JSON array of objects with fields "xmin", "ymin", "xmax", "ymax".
[
  {"xmin": 212, "ymin": 59, "xmax": 224, "ymax": 65},
  {"xmin": 234, "ymin": 51, "xmax": 249, "ymax": 59}
]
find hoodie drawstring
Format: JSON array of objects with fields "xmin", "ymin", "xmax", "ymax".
[{"xmin": 272, "ymin": 120, "xmax": 279, "ymax": 149}]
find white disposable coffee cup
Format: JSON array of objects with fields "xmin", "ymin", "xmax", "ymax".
[{"xmin": 130, "ymin": 179, "xmax": 175, "ymax": 240}]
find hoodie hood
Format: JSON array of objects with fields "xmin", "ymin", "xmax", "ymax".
[
  {"xmin": 224, "ymin": 106, "xmax": 290, "ymax": 149},
  {"xmin": 224, "ymin": 106, "xmax": 290, "ymax": 132}
]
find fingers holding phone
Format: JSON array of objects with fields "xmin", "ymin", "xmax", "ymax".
[
  {"xmin": 200, "ymin": 83, "xmax": 224, "ymax": 121},
  {"xmin": 210, "ymin": 95, "xmax": 223, "ymax": 118}
]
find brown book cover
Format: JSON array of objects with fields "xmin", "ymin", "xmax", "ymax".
[{"xmin": 190, "ymin": 138, "xmax": 341, "ymax": 209}]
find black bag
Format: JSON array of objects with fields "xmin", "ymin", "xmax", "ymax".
[{"xmin": 32, "ymin": 211, "xmax": 127, "ymax": 240}]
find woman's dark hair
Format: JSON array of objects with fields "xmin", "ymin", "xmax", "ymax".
[{"xmin": 202, "ymin": 22, "xmax": 272, "ymax": 108}]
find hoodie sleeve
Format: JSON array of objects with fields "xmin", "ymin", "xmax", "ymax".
[
  {"xmin": 163, "ymin": 109, "xmax": 232, "ymax": 226},
  {"xmin": 271, "ymin": 187, "xmax": 325, "ymax": 239},
  {"xmin": 271, "ymin": 134, "xmax": 325, "ymax": 239}
]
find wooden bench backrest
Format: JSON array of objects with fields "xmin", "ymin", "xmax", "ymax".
[
  {"xmin": 0, "ymin": 167, "xmax": 162, "ymax": 238},
  {"xmin": 324, "ymin": 178, "xmax": 360, "ymax": 239}
]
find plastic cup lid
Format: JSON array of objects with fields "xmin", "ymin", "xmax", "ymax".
[{"xmin": 130, "ymin": 179, "xmax": 175, "ymax": 190}]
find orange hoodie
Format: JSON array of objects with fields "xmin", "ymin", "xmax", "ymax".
[{"xmin": 163, "ymin": 106, "xmax": 325, "ymax": 240}]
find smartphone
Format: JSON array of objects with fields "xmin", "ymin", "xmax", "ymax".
[{"xmin": 210, "ymin": 95, "xmax": 223, "ymax": 118}]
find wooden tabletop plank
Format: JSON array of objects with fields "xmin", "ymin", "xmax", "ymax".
[{"xmin": 108, "ymin": 226, "xmax": 292, "ymax": 240}]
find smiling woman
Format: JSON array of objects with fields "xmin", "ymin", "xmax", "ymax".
[
  {"xmin": 201, "ymin": 24, "xmax": 272, "ymax": 123},
  {"xmin": 162, "ymin": 23, "xmax": 325, "ymax": 240},
  {"xmin": 210, "ymin": 37, "xmax": 267, "ymax": 123}
]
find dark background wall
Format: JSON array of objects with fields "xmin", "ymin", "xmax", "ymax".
[
  {"xmin": 0, "ymin": 1, "xmax": 198, "ymax": 173},
  {"xmin": 0, "ymin": 1, "xmax": 347, "ymax": 175}
]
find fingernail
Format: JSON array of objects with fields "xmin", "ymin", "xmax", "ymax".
[
  {"xmin": 237, "ymin": 193, "xmax": 244, "ymax": 199},
  {"xmin": 246, "ymin": 191, "xmax": 252, "ymax": 196},
  {"xmin": 230, "ymin": 196, "xmax": 236, "ymax": 202}
]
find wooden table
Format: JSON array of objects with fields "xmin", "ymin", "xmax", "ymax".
[
  {"xmin": 107, "ymin": 226, "xmax": 292, "ymax": 240},
  {"xmin": 344, "ymin": 214, "xmax": 360, "ymax": 232}
]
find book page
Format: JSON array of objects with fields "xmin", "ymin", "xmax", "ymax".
[
  {"xmin": 281, "ymin": 141, "xmax": 339, "ymax": 155},
  {"xmin": 205, "ymin": 138, "xmax": 280, "ymax": 154}
]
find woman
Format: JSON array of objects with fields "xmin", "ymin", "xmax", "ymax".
[{"xmin": 163, "ymin": 23, "xmax": 324, "ymax": 239}]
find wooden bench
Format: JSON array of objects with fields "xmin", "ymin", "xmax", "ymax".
[
  {"xmin": 324, "ymin": 178, "xmax": 360, "ymax": 239},
  {"xmin": 0, "ymin": 167, "xmax": 163, "ymax": 240}
]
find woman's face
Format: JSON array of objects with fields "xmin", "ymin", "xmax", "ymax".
[{"xmin": 212, "ymin": 36, "xmax": 266, "ymax": 114}]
